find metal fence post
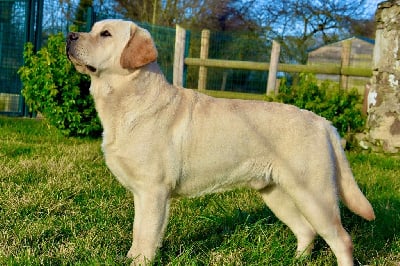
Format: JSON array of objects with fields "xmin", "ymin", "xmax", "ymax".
[
  {"xmin": 35, "ymin": 0, "xmax": 44, "ymax": 50},
  {"xmin": 86, "ymin": 6, "xmax": 94, "ymax": 32},
  {"xmin": 22, "ymin": 0, "xmax": 44, "ymax": 117},
  {"xmin": 183, "ymin": 29, "xmax": 190, "ymax": 88}
]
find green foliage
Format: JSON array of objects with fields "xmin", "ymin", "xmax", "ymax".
[
  {"xmin": 18, "ymin": 33, "xmax": 102, "ymax": 137},
  {"xmin": 275, "ymin": 73, "xmax": 365, "ymax": 137},
  {"xmin": 202, "ymin": 74, "xmax": 365, "ymax": 138}
]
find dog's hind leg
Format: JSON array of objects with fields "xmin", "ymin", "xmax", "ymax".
[
  {"xmin": 281, "ymin": 180, "xmax": 354, "ymax": 266},
  {"xmin": 259, "ymin": 185, "xmax": 316, "ymax": 257}
]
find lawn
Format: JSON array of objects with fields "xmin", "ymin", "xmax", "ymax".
[{"xmin": 0, "ymin": 116, "xmax": 399, "ymax": 265}]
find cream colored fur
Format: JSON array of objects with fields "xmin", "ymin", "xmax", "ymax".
[{"xmin": 66, "ymin": 19, "xmax": 375, "ymax": 266}]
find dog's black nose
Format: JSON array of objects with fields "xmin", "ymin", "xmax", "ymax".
[
  {"xmin": 67, "ymin": 32, "xmax": 79, "ymax": 42},
  {"xmin": 66, "ymin": 32, "xmax": 79, "ymax": 57}
]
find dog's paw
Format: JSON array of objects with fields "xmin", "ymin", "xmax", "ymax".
[{"xmin": 127, "ymin": 248, "xmax": 150, "ymax": 266}]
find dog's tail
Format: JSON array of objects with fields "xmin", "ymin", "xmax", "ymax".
[{"xmin": 328, "ymin": 126, "xmax": 375, "ymax": 221}]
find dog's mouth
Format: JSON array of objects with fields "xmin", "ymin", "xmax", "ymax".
[
  {"xmin": 70, "ymin": 59, "xmax": 97, "ymax": 73},
  {"xmin": 85, "ymin": 65, "xmax": 97, "ymax": 72},
  {"xmin": 66, "ymin": 49, "xmax": 97, "ymax": 73}
]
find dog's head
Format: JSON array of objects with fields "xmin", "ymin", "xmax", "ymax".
[{"xmin": 66, "ymin": 19, "xmax": 158, "ymax": 75}]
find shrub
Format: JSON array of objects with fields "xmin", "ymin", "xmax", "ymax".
[
  {"xmin": 18, "ymin": 33, "xmax": 102, "ymax": 137},
  {"xmin": 275, "ymin": 73, "xmax": 365, "ymax": 137}
]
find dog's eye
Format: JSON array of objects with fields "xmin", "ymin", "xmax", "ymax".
[{"xmin": 100, "ymin": 30, "xmax": 112, "ymax": 37}]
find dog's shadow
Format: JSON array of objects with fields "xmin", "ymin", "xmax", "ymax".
[
  {"xmin": 154, "ymin": 191, "xmax": 292, "ymax": 264},
  {"xmin": 152, "ymin": 190, "xmax": 396, "ymax": 265}
]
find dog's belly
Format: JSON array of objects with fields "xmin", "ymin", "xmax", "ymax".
[
  {"xmin": 104, "ymin": 138, "xmax": 273, "ymax": 197},
  {"xmin": 172, "ymin": 157, "xmax": 273, "ymax": 197}
]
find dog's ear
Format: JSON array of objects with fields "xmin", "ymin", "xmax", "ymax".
[{"xmin": 120, "ymin": 24, "xmax": 158, "ymax": 69}]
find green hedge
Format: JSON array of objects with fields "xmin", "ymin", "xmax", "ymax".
[
  {"xmin": 18, "ymin": 33, "xmax": 102, "ymax": 137},
  {"xmin": 275, "ymin": 74, "xmax": 365, "ymax": 137}
]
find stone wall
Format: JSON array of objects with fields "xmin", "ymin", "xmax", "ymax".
[{"xmin": 361, "ymin": 0, "xmax": 400, "ymax": 153}]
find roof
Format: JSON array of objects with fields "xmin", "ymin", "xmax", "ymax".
[{"xmin": 308, "ymin": 36, "xmax": 375, "ymax": 53}]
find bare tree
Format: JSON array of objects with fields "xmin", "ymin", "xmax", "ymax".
[
  {"xmin": 113, "ymin": 0, "xmax": 259, "ymax": 32},
  {"xmin": 252, "ymin": 0, "xmax": 369, "ymax": 63},
  {"xmin": 348, "ymin": 18, "xmax": 376, "ymax": 39},
  {"xmin": 113, "ymin": 0, "xmax": 160, "ymax": 24},
  {"xmin": 182, "ymin": 0, "xmax": 259, "ymax": 31}
]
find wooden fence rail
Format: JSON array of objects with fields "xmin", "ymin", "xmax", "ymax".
[
  {"xmin": 184, "ymin": 58, "xmax": 372, "ymax": 81},
  {"xmin": 172, "ymin": 27, "xmax": 373, "ymax": 94}
]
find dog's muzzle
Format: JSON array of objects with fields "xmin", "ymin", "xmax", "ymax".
[{"xmin": 66, "ymin": 32, "xmax": 97, "ymax": 73}]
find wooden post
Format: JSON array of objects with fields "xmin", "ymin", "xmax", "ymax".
[
  {"xmin": 340, "ymin": 39, "xmax": 351, "ymax": 90},
  {"xmin": 173, "ymin": 25, "xmax": 186, "ymax": 87},
  {"xmin": 266, "ymin": 40, "xmax": 280, "ymax": 95},
  {"xmin": 198, "ymin": 29, "xmax": 210, "ymax": 91}
]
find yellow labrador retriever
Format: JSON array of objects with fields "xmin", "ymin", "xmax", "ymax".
[{"xmin": 66, "ymin": 19, "xmax": 375, "ymax": 266}]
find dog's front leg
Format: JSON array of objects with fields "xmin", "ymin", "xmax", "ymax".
[{"xmin": 127, "ymin": 186, "xmax": 171, "ymax": 265}]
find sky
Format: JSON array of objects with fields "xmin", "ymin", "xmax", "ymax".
[{"xmin": 366, "ymin": 0, "xmax": 385, "ymax": 16}]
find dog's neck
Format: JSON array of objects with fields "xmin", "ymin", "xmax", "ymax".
[
  {"xmin": 89, "ymin": 62, "xmax": 162, "ymax": 95},
  {"xmin": 88, "ymin": 62, "xmax": 179, "ymax": 145}
]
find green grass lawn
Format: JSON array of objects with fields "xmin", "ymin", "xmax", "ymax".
[{"xmin": 0, "ymin": 116, "xmax": 399, "ymax": 265}]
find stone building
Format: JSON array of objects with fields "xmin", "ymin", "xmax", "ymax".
[{"xmin": 361, "ymin": 0, "xmax": 400, "ymax": 153}]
